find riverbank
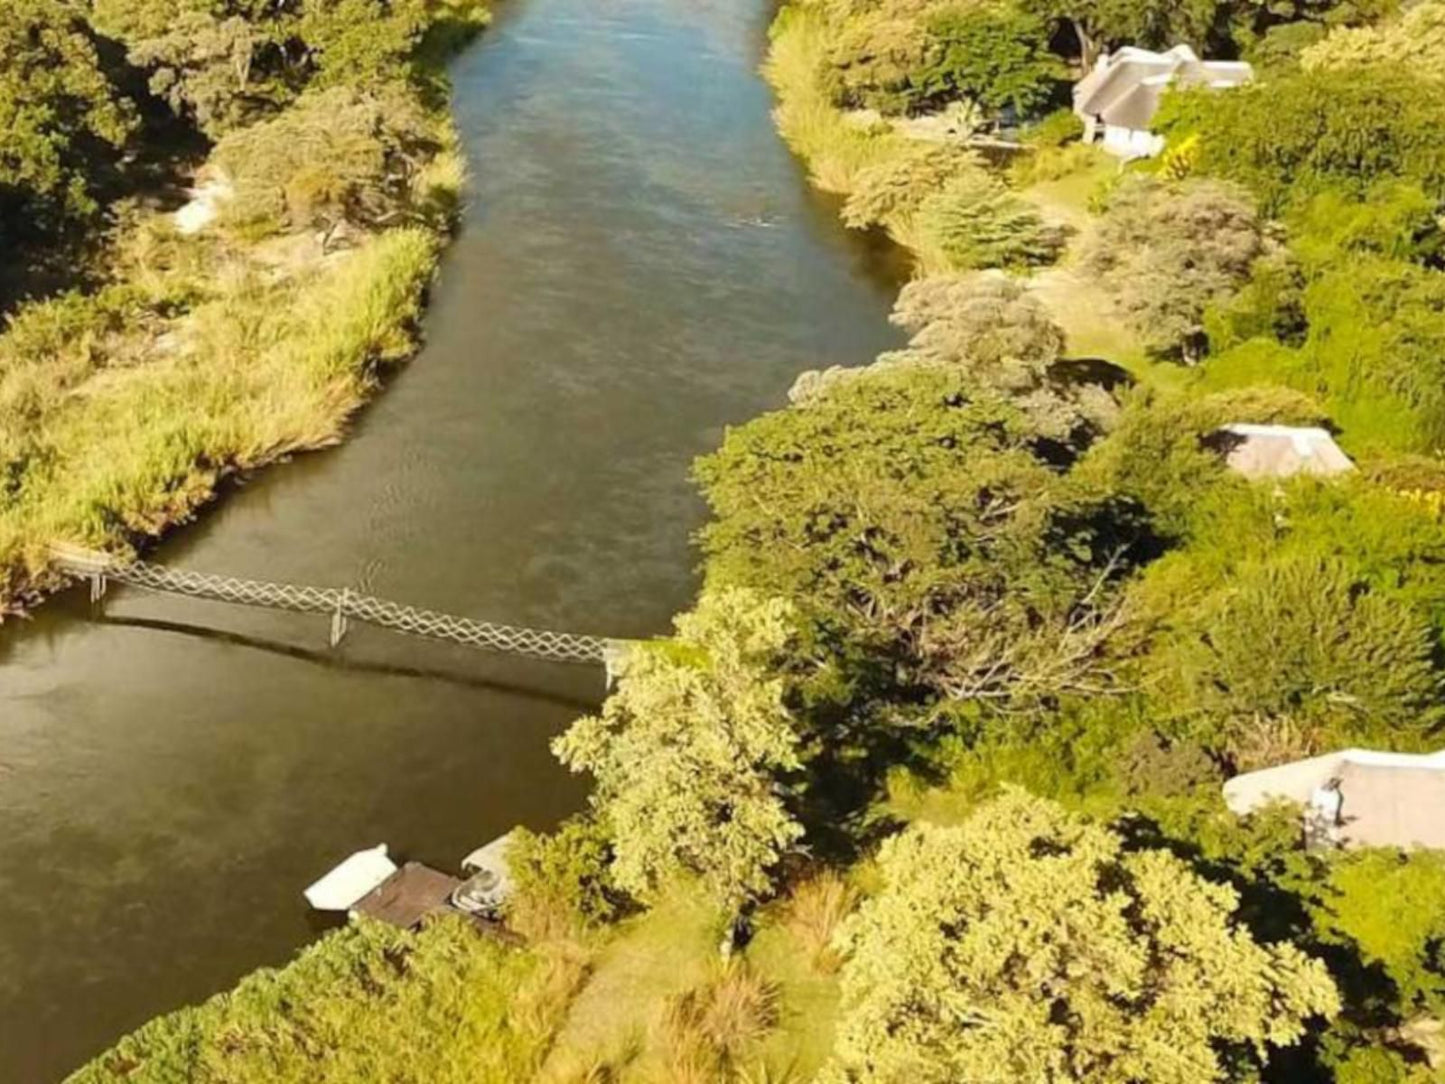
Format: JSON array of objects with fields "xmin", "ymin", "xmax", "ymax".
[{"xmin": 0, "ymin": 0, "xmax": 489, "ymax": 614}]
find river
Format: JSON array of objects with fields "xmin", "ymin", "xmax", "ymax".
[{"xmin": 0, "ymin": 0, "xmax": 902, "ymax": 1077}]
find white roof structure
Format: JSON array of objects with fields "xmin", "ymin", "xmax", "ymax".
[
  {"xmin": 1216, "ymin": 424, "xmax": 1355, "ymax": 480},
  {"xmin": 1225, "ymin": 749, "xmax": 1445, "ymax": 850},
  {"xmin": 304, "ymin": 844, "xmax": 399, "ymax": 911},
  {"xmin": 1074, "ymin": 45, "xmax": 1253, "ymax": 135}
]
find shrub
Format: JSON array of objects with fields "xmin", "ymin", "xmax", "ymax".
[
  {"xmin": 914, "ymin": 170, "xmax": 1064, "ymax": 270},
  {"xmin": 824, "ymin": 790, "xmax": 1339, "ymax": 1084},
  {"xmin": 1022, "ymin": 106, "xmax": 1084, "ymax": 148},
  {"xmin": 1081, "ymin": 176, "xmax": 1273, "ymax": 361},
  {"xmin": 658, "ymin": 965, "xmax": 780, "ymax": 1081},
  {"xmin": 213, "ymin": 84, "xmax": 438, "ymax": 237},
  {"xmin": 840, "ymin": 143, "xmax": 983, "ymax": 229},
  {"xmin": 506, "ymin": 816, "xmax": 630, "ymax": 938},
  {"xmin": 782, "ymin": 870, "xmax": 859, "ymax": 973}
]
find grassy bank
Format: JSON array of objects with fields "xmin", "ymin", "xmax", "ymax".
[
  {"xmin": 0, "ymin": 0, "xmax": 489, "ymax": 613},
  {"xmin": 65, "ymin": 918, "xmax": 587, "ymax": 1084}
]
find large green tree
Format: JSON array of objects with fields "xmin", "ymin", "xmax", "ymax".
[
  {"xmin": 552, "ymin": 589, "xmax": 805, "ymax": 914},
  {"xmin": 825, "ymin": 791, "xmax": 1340, "ymax": 1084},
  {"xmin": 696, "ymin": 367, "xmax": 1134, "ymax": 727}
]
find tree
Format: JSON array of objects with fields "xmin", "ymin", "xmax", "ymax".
[
  {"xmin": 1081, "ymin": 176, "xmax": 1272, "ymax": 361},
  {"xmin": 552, "ymin": 589, "xmax": 804, "ymax": 914},
  {"xmin": 889, "ymin": 272, "xmax": 1065, "ymax": 387},
  {"xmin": 883, "ymin": 272, "xmax": 1118, "ymax": 442},
  {"xmin": 1300, "ymin": 1, "xmax": 1445, "ymax": 80},
  {"xmin": 824, "ymin": 790, "xmax": 1339, "ymax": 1084},
  {"xmin": 99, "ymin": 0, "xmax": 427, "ymax": 137},
  {"xmin": 916, "ymin": 169, "xmax": 1065, "ymax": 270},
  {"xmin": 695, "ymin": 366, "xmax": 1133, "ymax": 725},
  {"xmin": 841, "ymin": 143, "xmax": 984, "ymax": 229},
  {"xmin": 914, "ymin": 5, "xmax": 1064, "ymax": 115},
  {"xmin": 1020, "ymin": 0, "xmax": 1223, "ymax": 67},
  {"xmin": 0, "ymin": 0, "xmax": 137, "ymax": 239}
]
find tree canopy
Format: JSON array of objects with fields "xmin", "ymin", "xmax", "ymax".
[
  {"xmin": 825, "ymin": 790, "xmax": 1339, "ymax": 1084},
  {"xmin": 552, "ymin": 589, "xmax": 805, "ymax": 913},
  {"xmin": 696, "ymin": 366, "xmax": 1134, "ymax": 727},
  {"xmin": 0, "ymin": 0, "xmax": 136, "ymax": 240}
]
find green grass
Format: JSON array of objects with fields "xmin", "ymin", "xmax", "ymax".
[
  {"xmin": 66, "ymin": 917, "xmax": 586, "ymax": 1084},
  {"xmin": 541, "ymin": 885, "xmax": 726, "ymax": 1080},
  {"xmin": 746, "ymin": 897, "xmax": 844, "ymax": 1080},
  {"xmin": 0, "ymin": 227, "xmax": 437, "ymax": 608}
]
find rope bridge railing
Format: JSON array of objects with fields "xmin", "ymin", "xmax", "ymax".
[{"xmin": 50, "ymin": 545, "xmax": 625, "ymax": 669}]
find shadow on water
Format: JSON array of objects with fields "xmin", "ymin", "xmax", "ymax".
[{"xmin": 92, "ymin": 614, "xmax": 600, "ymax": 714}]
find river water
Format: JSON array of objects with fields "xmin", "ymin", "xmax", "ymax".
[{"xmin": 0, "ymin": 0, "xmax": 902, "ymax": 1078}]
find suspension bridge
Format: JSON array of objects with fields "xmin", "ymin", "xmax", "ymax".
[{"xmin": 50, "ymin": 545, "xmax": 628, "ymax": 671}]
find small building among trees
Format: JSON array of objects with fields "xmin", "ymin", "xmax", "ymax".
[
  {"xmin": 1073, "ymin": 45, "xmax": 1253, "ymax": 159},
  {"xmin": 1225, "ymin": 749, "xmax": 1445, "ymax": 850},
  {"xmin": 1211, "ymin": 423, "xmax": 1355, "ymax": 479}
]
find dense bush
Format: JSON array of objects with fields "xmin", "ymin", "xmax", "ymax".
[
  {"xmin": 1139, "ymin": 554, "xmax": 1443, "ymax": 765},
  {"xmin": 1156, "ymin": 66, "xmax": 1445, "ymax": 213},
  {"xmin": 213, "ymin": 83, "xmax": 437, "ymax": 236},
  {"xmin": 1075, "ymin": 384, "xmax": 1325, "ymax": 539}
]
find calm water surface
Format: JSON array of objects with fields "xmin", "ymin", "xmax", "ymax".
[{"xmin": 0, "ymin": 0, "xmax": 902, "ymax": 1077}]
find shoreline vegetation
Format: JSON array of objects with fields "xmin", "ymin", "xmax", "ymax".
[
  {"xmin": 0, "ymin": 0, "xmax": 490, "ymax": 615},
  {"xmin": 55, "ymin": 0, "xmax": 1445, "ymax": 1080}
]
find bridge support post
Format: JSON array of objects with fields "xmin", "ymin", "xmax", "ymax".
[
  {"xmin": 89, "ymin": 572, "xmax": 108, "ymax": 611},
  {"xmin": 330, "ymin": 588, "xmax": 350, "ymax": 648}
]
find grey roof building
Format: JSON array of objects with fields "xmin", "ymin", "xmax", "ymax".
[
  {"xmin": 1073, "ymin": 45, "xmax": 1253, "ymax": 159},
  {"xmin": 1225, "ymin": 749, "xmax": 1445, "ymax": 851}
]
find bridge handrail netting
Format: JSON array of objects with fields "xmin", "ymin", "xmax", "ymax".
[{"xmin": 50, "ymin": 547, "xmax": 617, "ymax": 667}]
